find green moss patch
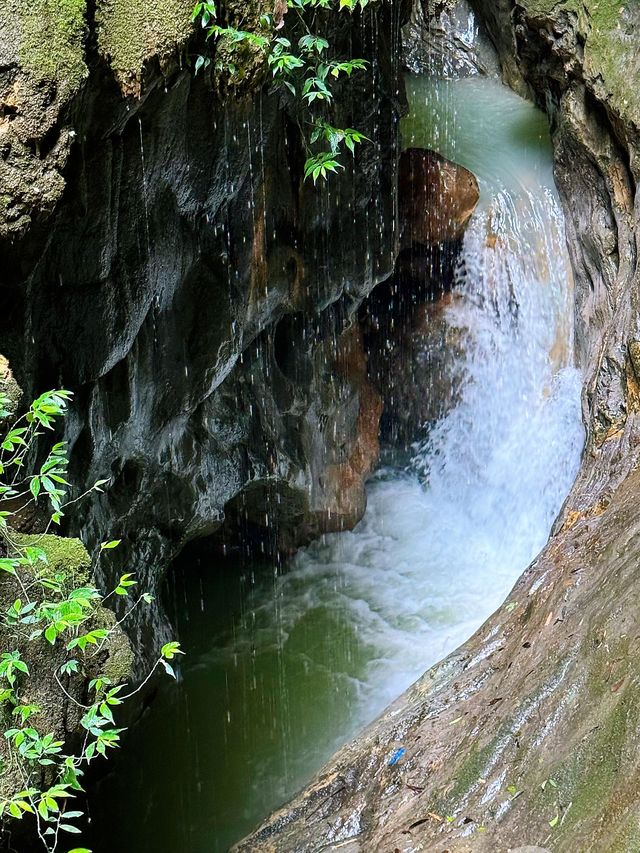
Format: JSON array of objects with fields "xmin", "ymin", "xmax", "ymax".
[
  {"xmin": 523, "ymin": 1, "xmax": 639, "ymax": 129},
  {"xmin": 17, "ymin": 0, "xmax": 87, "ymax": 91},
  {"xmin": 585, "ymin": 2, "xmax": 640, "ymax": 128},
  {"xmin": 95, "ymin": 0, "xmax": 194, "ymax": 86},
  {"xmin": 13, "ymin": 531, "xmax": 90, "ymax": 586},
  {"xmin": 549, "ymin": 693, "xmax": 639, "ymax": 846}
]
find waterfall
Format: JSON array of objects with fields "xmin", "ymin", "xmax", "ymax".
[
  {"xmin": 89, "ymin": 74, "xmax": 585, "ymax": 853},
  {"xmin": 269, "ymin": 73, "xmax": 584, "ymax": 722}
]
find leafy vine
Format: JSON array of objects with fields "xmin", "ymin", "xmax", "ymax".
[
  {"xmin": 192, "ymin": 0, "xmax": 374, "ymax": 182},
  {"xmin": 0, "ymin": 391, "xmax": 181, "ymax": 852}
]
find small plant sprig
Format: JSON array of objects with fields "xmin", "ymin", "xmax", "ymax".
[
  {"xmin": 192, "ymin": 0, "xmax": 373, "ymax": 183},
  {"xmin": 0, "ymin": 390, "xmax": 183, "ymax": 852}
]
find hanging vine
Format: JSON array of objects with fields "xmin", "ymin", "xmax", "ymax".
[{"xmin": 192, "ymin": 0, "xmax": 374, "ymax": 182}]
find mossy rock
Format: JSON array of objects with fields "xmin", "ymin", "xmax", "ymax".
[
  {"xmin": 15, "ymin": 0, "xmax": 88, "ymax": 92},
  {"xmin": 12, "ymin": 531, "xmax": 91, "ymax": 586},
  {"xmin": 10, "ymin": 533, "xmax": 134, "ymax": 678},
  {"xmin": 91, "ymin": 606, "xmax": 136, "ymax": 683},
  {"xmin": 95, "ymin": 0, "xmax": 194, "ymax": 90},
  {"xmin": 8, "ymin": 533, "xmax": 134, "ymax": 682},
  {"xmin": 522, "ymin": 0, "xmax": 640, "ymax": 130},
  {"xmin": 0, "ymin": 530, "xmax": 133, "ymax": 818}
]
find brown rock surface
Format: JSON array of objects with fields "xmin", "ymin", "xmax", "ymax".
[
  {"xmin": 316, "ymin": 324, "xmax": 383, "ymax": 533},
  {"xmin": 400, "ymin": 147, "xmax": 480, "ymax": 247},
  {"xmin": 0, "ymin": 354, "xmax": 22, "ymax": 423}
]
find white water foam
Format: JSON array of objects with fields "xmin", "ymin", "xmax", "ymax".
[{"xmin": 242, "ymin": 76, "xmax": 585, "ymax": 728}]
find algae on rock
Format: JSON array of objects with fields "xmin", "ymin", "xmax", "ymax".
[
  {"xmin": 16, "ymin": 0, "xmax": 87, "ymax": 92},
  {"xmin": 95, "ymin": 0, "xmax": 194, "ymax": 91}
]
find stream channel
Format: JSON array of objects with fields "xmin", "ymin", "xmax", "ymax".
[{"xmin": 89, "ymin": 73, "xmax": 585, "ymax": 852}]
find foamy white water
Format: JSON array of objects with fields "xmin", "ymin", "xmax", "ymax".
[{"xmin": 250, "ymin": 75, "xmax": 585, "ymax": 725}]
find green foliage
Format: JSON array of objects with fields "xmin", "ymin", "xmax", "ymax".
[
  {"xmin": 192, "ymin": 0, "xmax": 373, "ymax": 182},
  {"xmin": 159, "ymin": 641, "xmax": 185, "ymax": 679},
  {"xmin": 0, "ymin": 652, "xmax": 29, "ymax": 688},
  {"xmin": 0, "ymin": 390, "xmax": 183, "ymax": 851}
]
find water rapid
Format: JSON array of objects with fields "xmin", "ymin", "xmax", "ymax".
[{"xmin": 89, "ymin": 75, "xmax": 584, "ymax": 853}]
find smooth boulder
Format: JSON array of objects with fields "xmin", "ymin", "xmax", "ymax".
[{"xmin": 400, "ymin": 147, "xmax": 479, "ymax": 246}]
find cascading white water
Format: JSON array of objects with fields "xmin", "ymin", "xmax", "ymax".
[{"xmin": 258, "ymin": 73, "xmax": 585, "ymax": 722}]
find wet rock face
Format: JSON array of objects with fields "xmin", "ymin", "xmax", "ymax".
[
  {"xmin": 369, "ymin": 145, "xmax": 478, "ymax": 448},
  {"xmin": 363, "ymin": 241, "xmax": 466, "ymax": 448},
  {"xmin": 307, "ymin": 323, "xmax": 383, "ymax": 537},
  {"xmin": 399, "ymin": 148, "xmax": 480, "ymax": 247},
  {"xmin": 403, "ymin": 0, "xmax": 500, "ymax": 77},
  {"xmin": 208, "ymin": 317, "xmax": 382, "ymax": 556},
  {"xmin": 0, "ymin": 3, "xmax": 406, "ymax": 652},
  {"xmin": 374, "ymin": 293, "xmax": 467, "ymax": 447}
]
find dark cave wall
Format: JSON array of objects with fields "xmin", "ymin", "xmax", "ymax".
[{"xmin": 0, "ymin": 2, "xmax": 410, "ymax": 655}]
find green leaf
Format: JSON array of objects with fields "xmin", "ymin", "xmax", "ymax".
[
  {"xmin": 194, "ymin": 54, "xmax": 211, "ymax": 75},
  {"xmin": 160, "ymin": 660, "xmax": 176, "ymax": 679},
  {"xmin": 0, "ymin": 559, "xmax": 18, "ymax": 576},
  {"xmin": 161, "ymin": 642, "xmax": 185, "ymax": 661},
  {"xmin": 99, "ymin": 703, "xmax": 115, "ymax": 724},
  {"xmin": 100, "ymin": 540, "xmax": 121, "ymax": 551},
  {"xmin": 60, "ymin": 660, "xmax": 79, "ymax": 677}
]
